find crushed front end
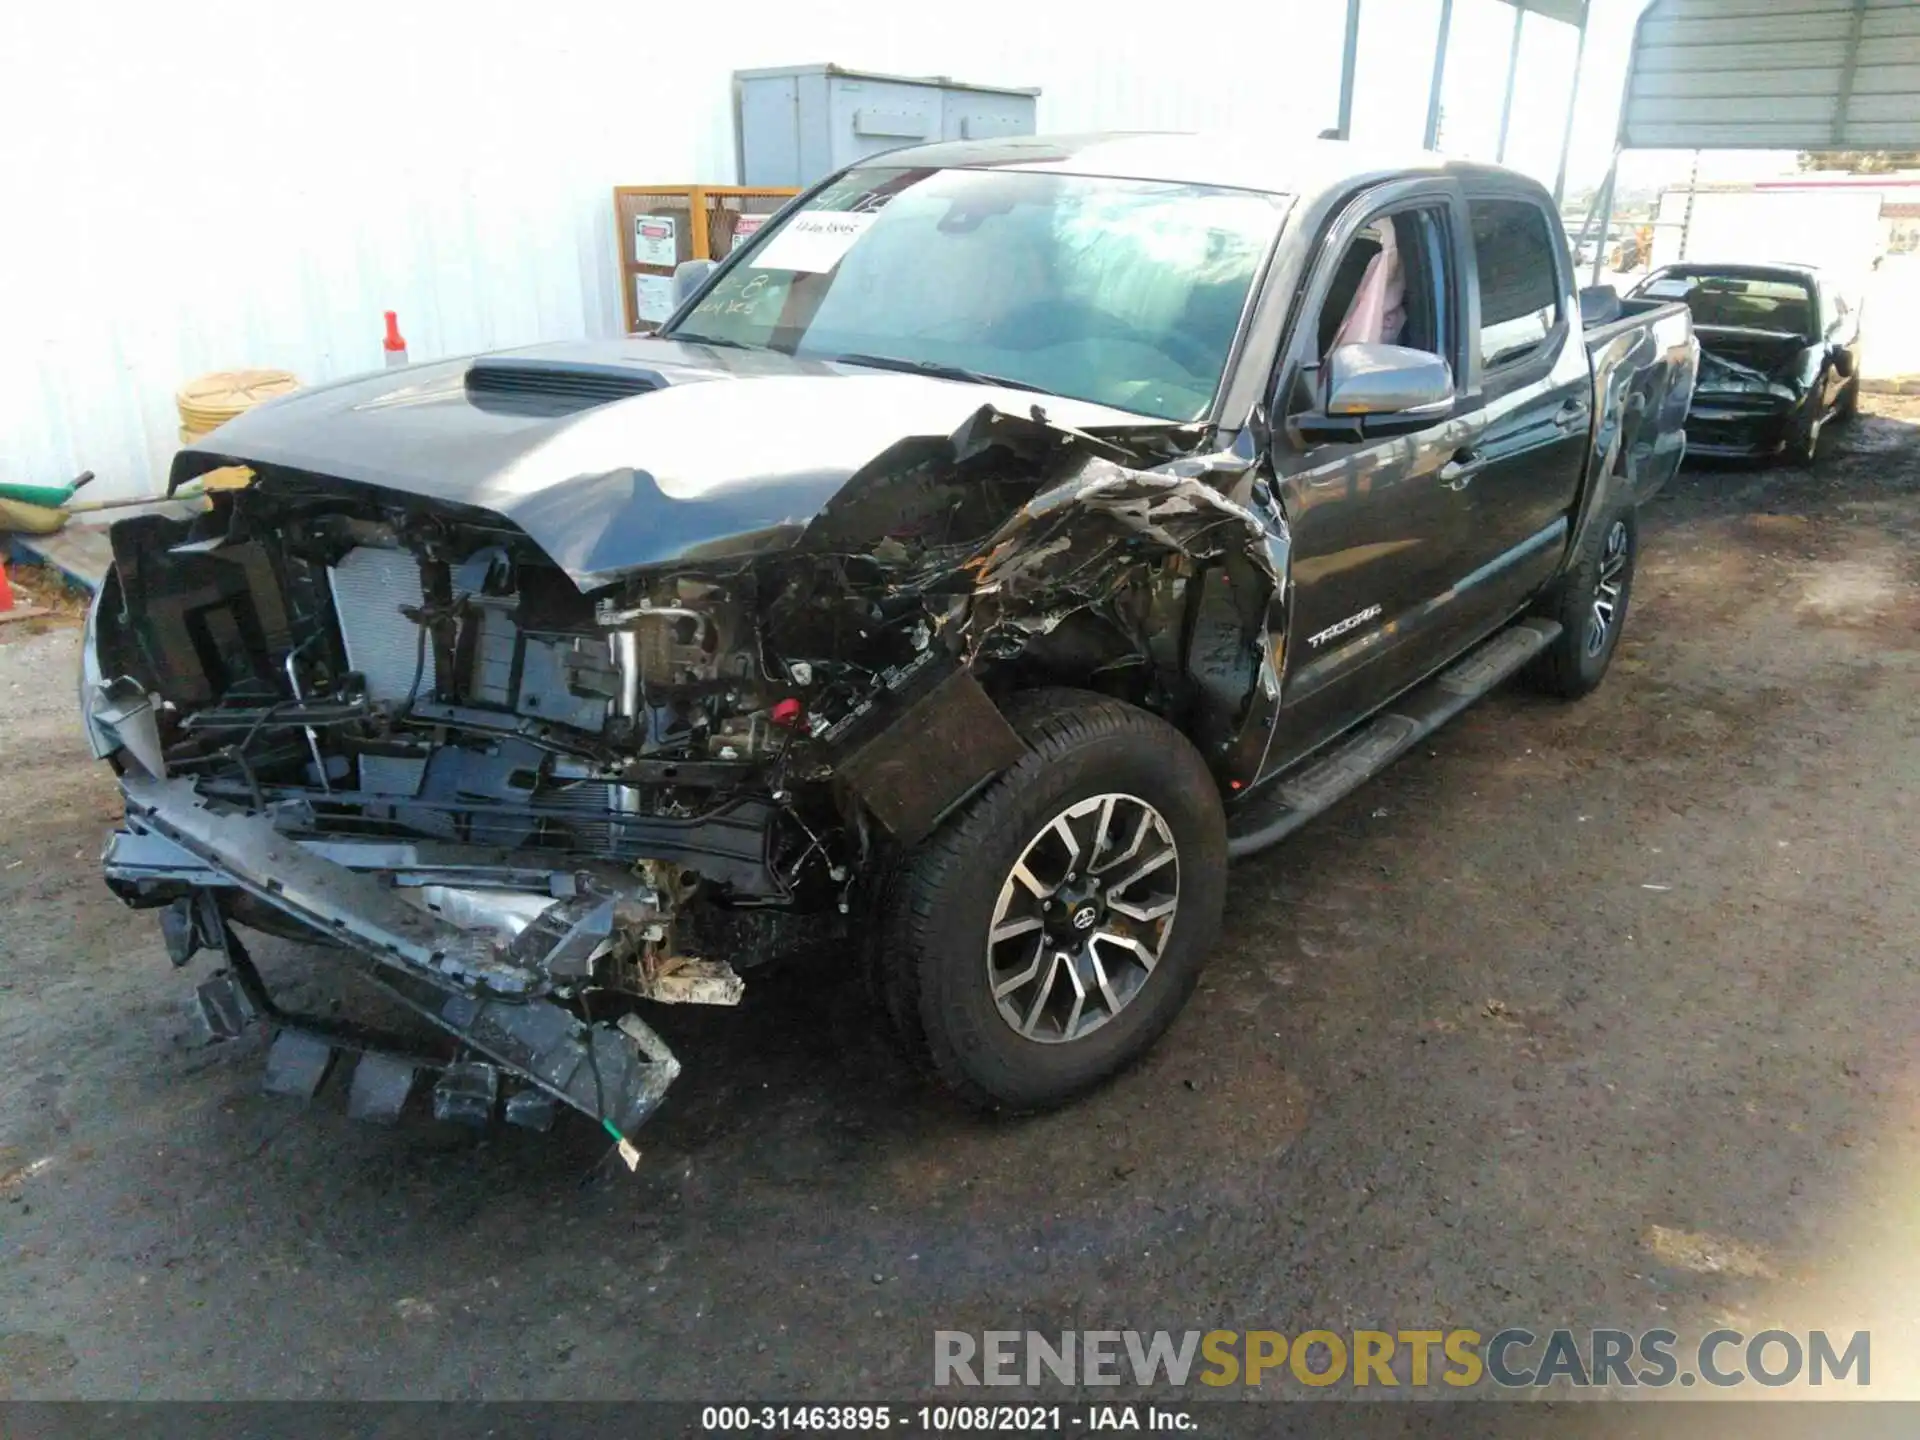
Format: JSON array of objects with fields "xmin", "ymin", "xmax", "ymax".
[
  {"xmin": 83, "ymin": 485, "xmax": 837, "ymax": 1149},
  {"xmin": 1684, "ymin": 344, "xmax": 1812, "ymax": 461},
  {"xmin": 82, "ymin": 404, "xmax": 1287, "ymax": 1159}
]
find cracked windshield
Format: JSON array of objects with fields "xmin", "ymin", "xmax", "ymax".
[{"xmin": 669, "ymin": 165, "xmax": 1288, "ymax": 420}]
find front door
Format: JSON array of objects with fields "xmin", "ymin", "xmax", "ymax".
[{"xmin": 1263, "ymin": 183, "xmax": 1484, "ymax": 772}]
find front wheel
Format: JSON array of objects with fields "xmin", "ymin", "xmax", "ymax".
[
  {"xmin": 875, "ymin": 689, "xmax": 1227, "ymax": 1112},
  {"xmin": 1525, "ymin": 502, "xmax": 1637, "ymax": 700}
]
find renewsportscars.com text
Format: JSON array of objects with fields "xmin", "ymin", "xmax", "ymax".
[{"xmin": 934, "ymin": 1328, "xmax": 1870, "ymax": 1390}]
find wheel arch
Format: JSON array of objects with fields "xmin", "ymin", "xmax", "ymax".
[
  {"xmin": 870, "ymin": 682, "xmax": 1229, "ymax": 1111},
  {"xmin": 970, "ymin": 536, "xmax": 1283, "ymax": 797}
]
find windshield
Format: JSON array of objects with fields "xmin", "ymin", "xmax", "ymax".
[
  {"xmin": 1638, "ymin": 272, "xmax": 1816, "ymax": 340},
  {"xmin": 666, "ymin": 166, "xmax": 1288, "ymax": 421}
]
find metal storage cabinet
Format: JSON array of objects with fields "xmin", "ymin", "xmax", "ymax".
[{"xmin": 734, "ymin": 64, "xmax": 1039, "ymax": 188}]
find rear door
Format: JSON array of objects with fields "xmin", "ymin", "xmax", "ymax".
[{"xmin": 1449, "ymin": 188, "xmax": 1589, "ymax": 627}]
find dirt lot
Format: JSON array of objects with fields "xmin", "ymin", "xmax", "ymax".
[{"xmin": 3, "ymin": 402, "xmax": 1919, "ymax": 1402}]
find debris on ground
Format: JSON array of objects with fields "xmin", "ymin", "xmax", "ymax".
[{"xmin": 1642, "ymin": 1224, "xmax": 1780, "ymax": 1281}]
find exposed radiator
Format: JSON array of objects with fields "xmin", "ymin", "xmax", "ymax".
[{"xmin": 327, "ymin": 546, "xmax": 435, "ymax": 703}]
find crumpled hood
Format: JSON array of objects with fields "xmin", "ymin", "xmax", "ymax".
[
  {"xmin": 170, "ymin": 338, "xmax": 1173, "ymax": 589},
  {"xmin": 1695, "ymin": 348, "xmax": 1788, "ymax": 396},
  {"xmin": 1692, "ymin": 328, "xmax": 1808, "ymax": 401}
]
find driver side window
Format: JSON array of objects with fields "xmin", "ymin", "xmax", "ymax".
[
  {"xmin": 1292, "ymin": 204, "xmax": 1452, "ymax": 417},
  {"xmin": 1318, "ymin": 208, "xmax": 1448, "ymax": 363}
]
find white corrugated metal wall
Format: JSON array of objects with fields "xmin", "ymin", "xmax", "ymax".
[{"xmin": 0, "ymin": 0, "xmax": 1584, "ymax": 501}]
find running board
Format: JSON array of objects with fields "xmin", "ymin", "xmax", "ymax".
[{"xmin": 1226, "ymin": 617, "xmax": 1561, "ymax": 861}]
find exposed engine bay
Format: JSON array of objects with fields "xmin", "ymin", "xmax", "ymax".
[{"xmin": 85, "ymin": 403, "xmax": 1289, "ymax": 1156}]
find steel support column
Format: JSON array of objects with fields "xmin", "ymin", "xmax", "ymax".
[
  {"xmin": 1423, "ymin": 0, "xmax": 1454, "ymax": 150},
  {"xmin": 1496, "ymin": 5, "xmax": 1526, "ymax": 162},
  {"xmin": 1551, "ymin": 6, "xmax": 1591, "ymax": 204},
  {"xmin": 1335, "ymin": 0, "xmax": 1363, "ymax": 141},
  {"xmin": 1588, "ymin": 148, "xmax": 1620, "ymax": 288}
]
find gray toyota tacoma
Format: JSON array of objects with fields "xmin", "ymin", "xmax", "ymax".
[{"xmin": 83, "ymin": 135, "xmax": 1697, "ymax": 1155}]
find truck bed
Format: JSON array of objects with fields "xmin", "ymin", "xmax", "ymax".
[
  {"xmin": 1585, "ymin": 295, "xmax": 1689, "ymax": 347},
  {"xmin": 1582, "ymin": 298, "xmax": 1698, "ymax": 505}
]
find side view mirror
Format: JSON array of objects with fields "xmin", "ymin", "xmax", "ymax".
[
  {"xmin": 1324, "ymin": 343, "xmax": 1455, "ymax": 416},
  {"xmin": 672, "ymin": 259, "xmax": 717, "ymax": 308},
  {"xmin": 1292, "ymin": 344, "xmax": 1455, "ymax": 444},
  {"xmin": 1579, "ymin": 284, "xmax": 1622, "ymax": 326},
  {"xmin": 1831, "ymin": 346, "xmax": 1855, "ymax": 379}
]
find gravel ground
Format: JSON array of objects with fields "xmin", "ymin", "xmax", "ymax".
[{"xmin": 2, "ymin": 401, "xmax": 1918, "ymax": 1402}]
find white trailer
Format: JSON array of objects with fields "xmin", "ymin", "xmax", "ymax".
[{"xmin": 1650, "ymin": 186, "xmax": 1888, "ymax": 278}]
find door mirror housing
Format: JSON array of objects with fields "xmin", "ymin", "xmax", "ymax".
[
  {"xmin": 672, "ymin": 258, "xmax": 717, "ymax": 308},
  {"xmin": 1293, "ymin": 343, "xmax": 1455, "ymax": 443},
  {"xmin": 1831, "ymin": 345, "xmax": 1855, "ymax": 379},
  {"xmin": 1325, "ymin": 343, "xmax": 1455, "ymax": 415}
]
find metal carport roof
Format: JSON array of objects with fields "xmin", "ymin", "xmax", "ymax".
[{"xmin": 1620, "ymin": 0, "xmax": 1920, "ymax": 151}]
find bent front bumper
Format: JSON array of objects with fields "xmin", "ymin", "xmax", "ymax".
[
  {"xmin": 108, "ymin": 773, "xmax": 682, "ymax": 1146},
  {"xmin": 1684, "ymin": 390, "xmax": 1800, "ymax": 461}
]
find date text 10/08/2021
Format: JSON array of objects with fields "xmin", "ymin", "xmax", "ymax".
[{"xmin": 702, "ymin": 1406, "xmax": 1191, "ymax": 1432}]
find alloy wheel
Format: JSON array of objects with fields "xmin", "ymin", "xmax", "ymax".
[
  {"xmin": 986, "ymin": 793, "xmax": 1180, "ymax": 1045},
  {"xmin": 1586, "ymin": 520, "xmax": 1629, "ymax": 658}
]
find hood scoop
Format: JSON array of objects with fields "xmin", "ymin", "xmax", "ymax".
[{"xmin": 464, "ymin": 357, "xmax": 667, "ymax": 415}]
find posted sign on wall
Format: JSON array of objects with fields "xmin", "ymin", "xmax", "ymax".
[
  {"xmin": 731, "ymin": 215, "xmax": 768, "ymax": 252},
  {"xmin": 635, "ymin": 215, "xmax": 679, "ymax": 267},
  {"xmin": 634, "ymin": 273, "xmax": 676, "ymax": 325}
]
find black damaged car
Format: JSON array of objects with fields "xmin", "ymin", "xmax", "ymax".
[
  {"xmin": 1622, "ymin": 262, "xmax": 1863, "ymax": 465},
  {"xmin": 81, "ymin": 134, "xmax": 1696, "ymax": 1158}
]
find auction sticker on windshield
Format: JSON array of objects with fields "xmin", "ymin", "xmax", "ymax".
[{"xmin": 750, "ymin": 211, "xmax": 875, "ymax": 273}]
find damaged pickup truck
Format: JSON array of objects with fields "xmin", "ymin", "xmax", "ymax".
[{"xmin": 82, "ymin": 135, "xmax": 1697, "ymax": 1155}]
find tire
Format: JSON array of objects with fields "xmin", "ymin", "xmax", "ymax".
[
  {"xmin": 875, "ymin": 688, "xmax": 1227, "ymax": 1112},
  {"xmin": 1524, "ymin": 502, "xmax": 1637, "ymax": 700}
]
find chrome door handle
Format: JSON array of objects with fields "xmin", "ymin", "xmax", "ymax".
[
  {"xmin": 1554, "ymin": 400, "xmax": 1590, "ymax": 431},
  {"xmin": 1439, "ymin": 449, "xmax": 1485, "ymax": 490}
]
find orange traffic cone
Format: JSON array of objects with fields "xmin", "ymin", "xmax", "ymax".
[
  {"xmin": 0, "ymin": 562, "xmax": 14, "ymax": 613},
  {"xmin": 383, "ymin": 311, "xmax": 408, "ymax": 367}
]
